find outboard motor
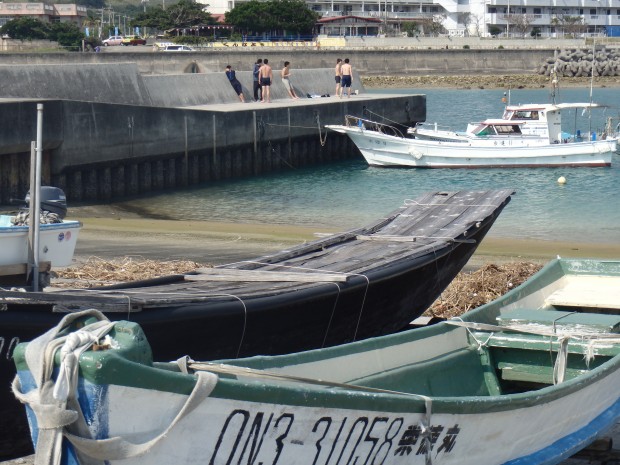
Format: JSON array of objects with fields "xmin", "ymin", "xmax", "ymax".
[{"xmin": 25, "ymin": 186, "xmax": 68, "ymax": 220}]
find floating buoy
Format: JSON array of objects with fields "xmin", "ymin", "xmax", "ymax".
[{"xmin": 557, "ymin": 176, "xmax": 567, "ymax": 184}]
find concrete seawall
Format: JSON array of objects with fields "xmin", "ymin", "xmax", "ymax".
[
  {"xmin": 0, "ymin": 48, "xmax": 551, "ymax": 77},
  {"xmin": 0, "ymin": 63, "xmax": 423, "ymax": 204}
]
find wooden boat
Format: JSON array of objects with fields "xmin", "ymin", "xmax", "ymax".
[
  {"xmin": 12, "ymin": 258, "xmax": 620, "ymax": 465},
  {"xmin": 327, "ymin": 109, "xmax": 618, "ymax": 168},
  {"xmin": 0, "ymin": 190, "xmax": 512, "ymax": 459}
]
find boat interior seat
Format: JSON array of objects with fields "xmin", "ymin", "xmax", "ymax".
[
  {"xmin": 348, "ymin": 347, "xmax": 498, "ymax": 397},
  {"xmin": 470, "ymin": 309, "xmax": 620, "ymax": 389}
]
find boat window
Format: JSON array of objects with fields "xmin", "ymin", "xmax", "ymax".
[
  {"xmin": 472, "ymin": 124, "xmax": 494, "ymax": 136},
  {"xmin": 495, "ymin": 125, "xmax": 522, "ymax": 134},
  {"xmin": 511, "ymin": 111, "xmax": 539, "ymax": 120}
]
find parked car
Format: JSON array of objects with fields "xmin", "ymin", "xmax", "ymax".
[
  {"xmin": 121, "ymin": 35, "xmax": 147, "ymax": 46},
  {"xmin": 102, "ymin": 35, "xmax": 123, "ymax": 46},
  {"xmin": 161, "ymin": 44, "xmax": 194, "ymax": 52}
]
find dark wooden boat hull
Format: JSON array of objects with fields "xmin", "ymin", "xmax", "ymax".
[{"xmin": 0, "ymin": 190, "xmax": 512, "ymax": 459}]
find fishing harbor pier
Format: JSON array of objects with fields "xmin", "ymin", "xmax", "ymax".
[{"xmin": 0, "ymin": 63, "xmax": 425, "ymax": 204}]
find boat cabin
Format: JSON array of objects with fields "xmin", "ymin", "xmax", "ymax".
[{"xmin": 469, "ymin": 120, "xmax": 525, "ymax": 137}]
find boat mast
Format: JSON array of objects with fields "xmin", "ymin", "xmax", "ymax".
[
  {"xmin": 550, "ymin": 64, "xmax": 559, "ymax": 105},
  {"xmin": 27, "ymin": 104, "xmax": 44, "ymax": 292},
  {"xmin": 589, "ymin": 40, "xmax": 595, "ymax": 137}
]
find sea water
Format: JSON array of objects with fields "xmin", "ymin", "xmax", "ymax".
[{"xmin": 118, "ymin": 87, "xmax": 620, "ymax": 245}]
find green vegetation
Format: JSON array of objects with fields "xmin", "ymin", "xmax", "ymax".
[
  {"xmin": 131, "ymin": 0, "xmax": 215, "ymax": 31},
  {"xmin": 224, "ymin": 0, "xmax": 319, "ymax": 36},
  {"xmin": 401, "ymin": 22, "xmax": 419, "ymax": 38},
  {"xmin": 0, "ymin": 17, "xmax": 85, "ymax": 49}
]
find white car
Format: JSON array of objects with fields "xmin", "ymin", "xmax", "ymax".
[
  {"xmin": 102, "ymin": 35, "xmax": 123, "ymax": 46},
  {"xmin": 160, "ymin": 44, "xmax": 195, "ymax": 52}
]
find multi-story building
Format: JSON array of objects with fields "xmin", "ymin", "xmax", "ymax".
[
  {"xmin": 0, "ymin": 3, "xmax": 87, "ymax": 28},
  {"xmin": 202, "ymin": 0, "xmax": 620, "ymax": 38}
]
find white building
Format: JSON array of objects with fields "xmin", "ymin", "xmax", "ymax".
[{"xmin": 198, "ymin": 0, "xmax": 620, "ymax": 38}]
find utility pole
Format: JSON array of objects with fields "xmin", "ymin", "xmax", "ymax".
[{"xmin": 506, "ymin": 0, "xmax": 509, "ymax": 37}]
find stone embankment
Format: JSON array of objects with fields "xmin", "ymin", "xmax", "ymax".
[
  {"xmin": 362, "ymin": 74, "xmax": 620, "ymax": 89},
  {"xmin": 539, "ymin": 48, "xmax": 620, "ymax": 78}
]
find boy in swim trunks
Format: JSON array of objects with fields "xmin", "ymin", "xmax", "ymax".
[
  {"xmin": 340, "ymin": 58, "xmax": 353, "ymax": 98},
  {"xmin": 258, "ymin": 58, "xmax": 273, "ymax": 103},
  {"xmin": 335, "ymin": 58, "xmax": 342, "ymax": 97},
  {"xmin": 281, "ymin": 61, "xmax": 299, "ymax": 99}
]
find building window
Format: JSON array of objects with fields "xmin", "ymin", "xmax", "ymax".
[{"xmin": 533, "ymin": 8, "xmax": 541, "ymax": 14}]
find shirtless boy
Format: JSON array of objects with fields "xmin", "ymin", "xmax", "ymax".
[
  {"xmin": 335, "ymin": 58, "xmax": 342, "ymax": 97},
  {"xmin": 340, "ymin": 58, "xmax": 353, "ymax": 98},
  {"xmin": 258, "ymin": 58, "xmax": 273, "ymax": 103}
]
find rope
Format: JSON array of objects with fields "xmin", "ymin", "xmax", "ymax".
[
  {"xmin": 365, "ymin": 109, "xmax": 410, "ymax": 131},
  {"xmin": 445, "ymin": 319, "xmax": 620, "ymax": 341},
  {"xmin": 316, "ymin": 112, "xmax": 328, "ymax": 147},
  {"xmin": 12, "ymin": 309, "xmax": 219, "ymax": 463}
]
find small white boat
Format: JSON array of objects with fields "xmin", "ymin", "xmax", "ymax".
[
  {"xmin": 0, "ymin": 215, "xmax": 81, "ymax": 267},
  {"xmin": 0, "ymin": 187, "xmax": 81, "ymax": 268},
  {"xmin": 327, "ymin": 104, "xmax": 618, "ymax": 168}
]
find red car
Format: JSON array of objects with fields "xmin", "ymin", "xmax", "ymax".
[{"xmin": 121, "ymin": 35, "xmax": 147, "ymax": 46}]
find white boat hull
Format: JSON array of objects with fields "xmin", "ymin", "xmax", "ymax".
[
  {"xmin": 0, "ymin": 216, "xmax": 82, "ymax": 267},
  {"xmin": 17, "ymin": 353, "xmax": 620, "ymax": 465},
  {"xmin": 329, "ymin": 126, "xmax": 616, "ymax": 168}
]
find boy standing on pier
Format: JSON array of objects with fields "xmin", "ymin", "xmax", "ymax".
[
  {"xmin": 340, "ymin": 58, "xmax": 353, "ymax": 98},
  {"xmin": 335, "ymin": 58, "xmax": 342, "ymax": 97},
  {"xmin": 259, "ymin": 59, "xmax": 273, "ymax": 103}
]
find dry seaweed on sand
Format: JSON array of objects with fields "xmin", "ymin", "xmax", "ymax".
[
  {"xmin": 53, "ymin": 257, "xmax": 207, "ymax": 288},
  {"xmin": 426, "ymin": 262, "xmax": 543, "ymax": 320}
]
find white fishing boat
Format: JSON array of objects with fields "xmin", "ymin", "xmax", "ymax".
[
  {"xmin": 0, "ymin": 187, "xmax": 81, "ymax": 268},
  {"xmin": 327, "ymin": 106, "xmax": 618, "ymax": 168},
  {"xmin": 12, "ymin": 258, "xmax": 620, "ymax": 465},
  {"xmin": 410, "ymin": 102, "xmax": 598, "ymax": 142}
]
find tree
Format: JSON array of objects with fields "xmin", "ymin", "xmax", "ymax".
[
  {"xmin": 132, "ymin": 7, "xmax": 172, "ymax": 30},
  {"xmin": 0, "ymin": 17, "xmax": 49, "ymax": 40},
  {"xmin": 225, "ymin": 1, "xmax": 269, "ymax": 33},
  {"xmin": 488, "ymin": 25, "xmax": 501, "ymax": 37},
  {"xmin": 457, "ymin": 12, "xmax": 471, "ymax": 36},
  {"xmin": 506, "ymin": 13, "xmax": 534, "ymax": 38},
  {"xmin": 470, "ymin": 13, "xmax": 483, "ymax": 37},
  {"xmin": 131, "ymin": 0, "xmax": 214, "ymax": 31},
  {"xmin": 550, "ymin": 15, "xmax": 587, "ymax": 38},
  {"xmin": 48, "ymin": 22, "xmax": 85, "ymax": 49},
  {"xmin": 266, "ymin": 0, "xmax": 319, "ymax": 35},
  {"xmin": 166, "ymin": 0, "xmax": 214, "ymax": 28},
  {"xmin": 401, "ymin": 22, "xmax": 419, "ymax": 37},
  {"xmin": 225, "ymin": 0, "xmax": 318, "ymax": 35},
  {"xmin": 419, "ymin": 14, "xmax": 447, "ymax": 36}
]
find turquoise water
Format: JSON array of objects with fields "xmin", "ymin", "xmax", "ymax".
[{"xmin": 119, "ymin": 87, "xmax": 620, "ymax": 244}]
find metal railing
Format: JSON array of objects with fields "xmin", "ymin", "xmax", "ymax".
[{"xmin": 344, "ymin": 115, "xmax": 405, "ymax": 138}]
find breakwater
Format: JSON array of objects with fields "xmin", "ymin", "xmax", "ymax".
[
  {"xmin": 0, "ymin": 48, "xmax": 552, "ymax": 76},
  {"xmin": 0, "ymin": 64, "xmax": 425, "ymax": 204},
  {"xmin": 539, "ymin": 47, "xmax": 620, "ymax": 77}
]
